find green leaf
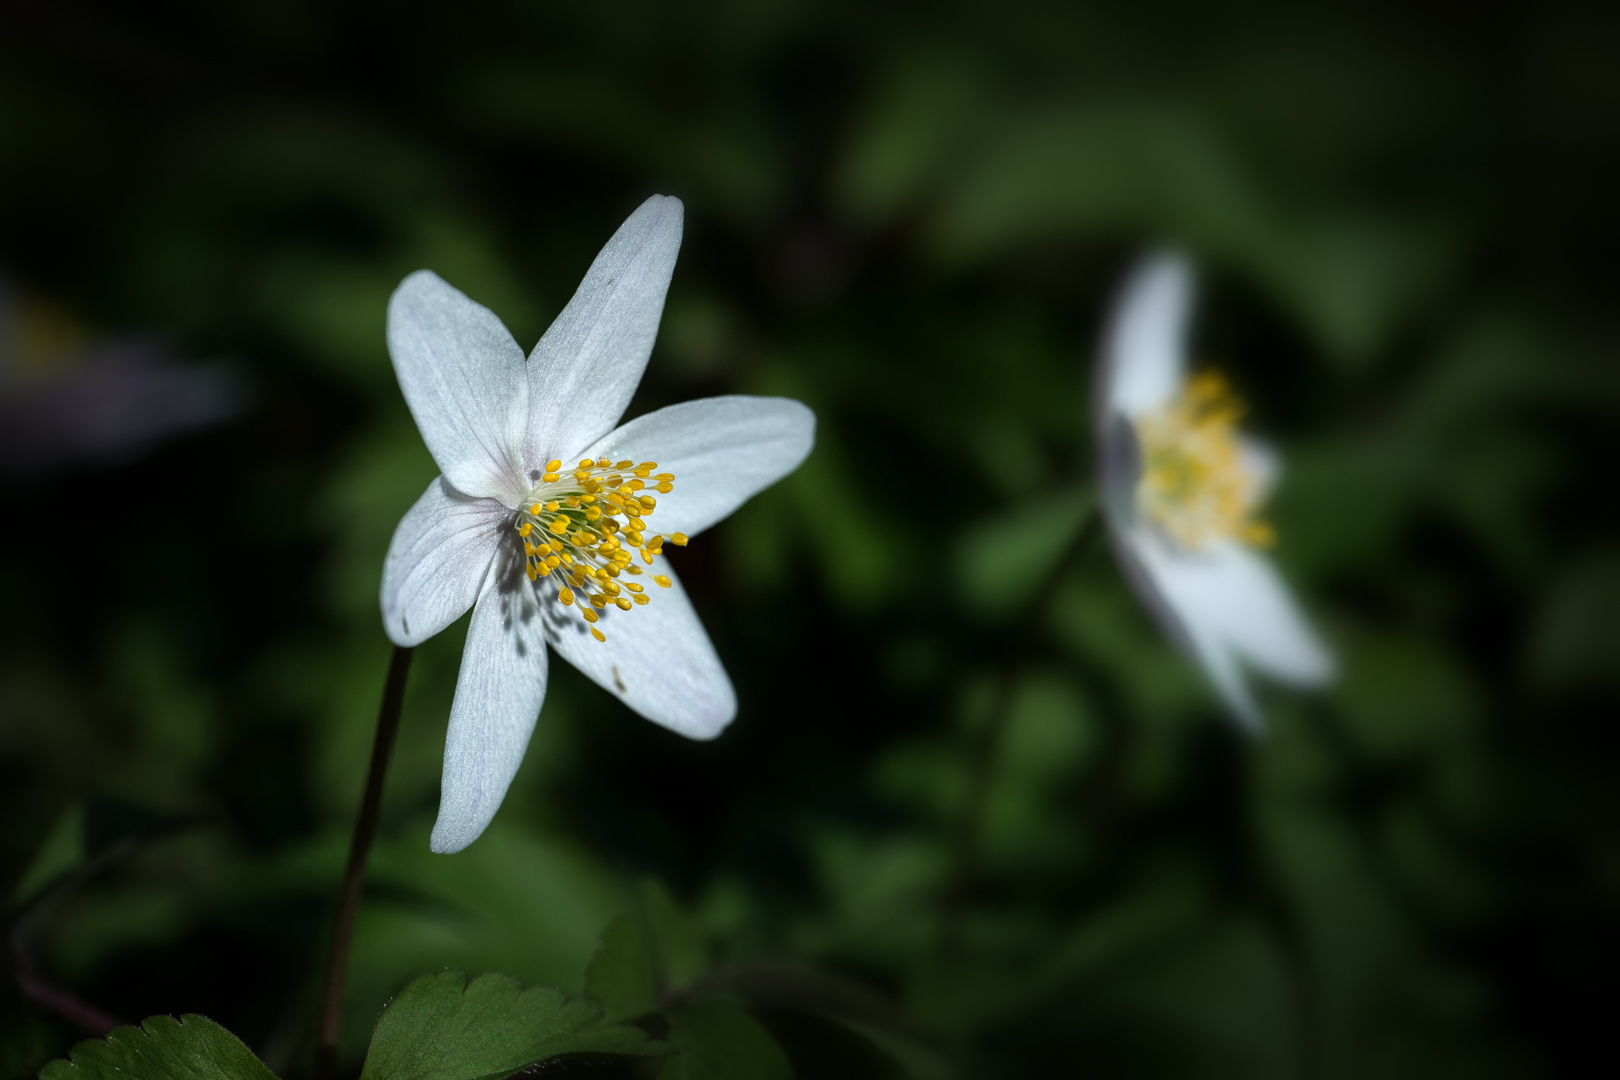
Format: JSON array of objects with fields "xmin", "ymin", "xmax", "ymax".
[
  {"xmin": 639, "ymin": 879, "xmax": 709, "ymax": 992},
  {"xmin": 585, "ymin": 916, "xmax": 660, "ymax": 1023},
  {"xmin": 360, "ymin": 970, "xmax": 665, "ymax": 1080},
  {"xmin": 40, "ymin": 1015, "xmax": 278, "ymax": 1080},
  {"xmin": 659, "ymin": 1000, "xmax": 793, "ymax": 1080},
  {"xmin": 12, "ymin": 802, "xmax": 87, "ymax": 906}
]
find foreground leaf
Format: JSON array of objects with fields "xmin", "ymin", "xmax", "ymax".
[
  {"xmin": 40, "ymin": 1015, "xmax": 277, "ymax": 1080},
  {"xmin": 360, "ymin": 970, "xmax": 666, "ymax": 1080}
]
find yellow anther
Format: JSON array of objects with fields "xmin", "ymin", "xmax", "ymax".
[
  {"xmin": 518, "ymin": 521, "xmax": 533, "ymax": 538},
  {"xmin": 545, "ymin": 459, "xmax": 562, "ymax": 473},
  {"xmin": 595, "ymin": 567, "xmax": 611, "ymax": 581},
  {"xmin": 597, "ymin": 457, "xmax": 612, "ymax": 468},
  {"xmin": 591, "ymin": 627, "xmax": 606, "ymax": 642},
  {"xmin": 565, "ymin": 495, "xmax": 581, "ymax": 507},
  {"xmin": 638, "ymin": 461, "xmax": 658, "ymax": 471},
  {"xmin": 671, "ymin": 532, "xmax": 689, "ymax": 546},
  {"xmin": 538, "ymin": 563, "xmax": 551, "ymax": 577},
  {"xmin": 615, "ymin": 459, "xmax": 633, "ymax": 469},
  {"xmin": 638, "ymin": 495, "xmax": 657, "ymax": 510},
  {"xmin": 654, "ymin": 575, "xmax": 672, "ymax": 588},
  {"xmin": 579, "ymin": 459, "xmax": 594, "ymax": 469},
  {"xmin": 545, "ymin": 501, "xmax": 559, "ymax": 512},
  {"xmin": 625, "ymin": 531, "xmax": 643, "ymax": 546},
  {"xmin": 634, "ymin": 468, "xmax": 651, "ymax": 479},
  {"xmin": 626, "ymin": 565, "xmax": 644, "ymax": 575},
  {"xmin": 590, "ymin": 594, "xmax": 608, "ymax": 608},
  {"xmin": 545, "ymin": 555, "xmax": 560, "ymax": 568},
  {"xmin": 641, "ymin": 550, "xmax": 655, "ymax": 564},
  {"xmin": 629, "ymin": 479, "xmax": 645, "ymax": 491},
  {"xmin": 647, "ymin": 535, "xmax": 664, "ymax": 551},
  {"xmin": 632, "ymin": 593, "xmax": 649, "ymax": 605},
  {"xmin": 542, "ymin": 473, "xmax": 560, "ymax": 483},
  {"xmin": 604, "ymin": 580, "xmax": 621, "ymax": 596},
  {"xmin": 656, "ymin": 473, "xmax": 674, "ymax": 482},
  {"xmin": 615, "ymin": 597, "xmax": 633, "ymax": 611},
  {"xmin": 1135, "ymin": 368, "xmax": 1274, "ymax": 551},
  {"xmin": 627, "ymin": 516, "xmax": 645, "ymax": 530},
  {"xmin": 530, "ymin": 503, "xmax": 543, "ymax": 515},
  {"xmin": 582, "ymin": 608, "xmax": 599, "ymax": 623},
  {"xmin": 526, "ymin": 564, "xmax": 538, "ymax": 581},
  {"xmin": 559, "ymin": 588, "xmax": 575, "ymax": 606},
  {"xmin": 560, "ymin": 552, "xmax": 573, "ymax": 565},
  {"xmin": 656, "ymin": 481, "xmax": 673, "ymax": 494},
  {"xmin": 549, "ymin": 518, "xmax": 569, "ymax": 535},
  {"xmin": 585, "ymin": 506, "xmax": 602, "ymax": 521},
  {"xmin": 626, "ymin": 582, "xmax": 644, "ymax": 593}
]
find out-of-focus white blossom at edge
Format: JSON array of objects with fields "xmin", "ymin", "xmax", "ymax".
[{"xmin": 0, "ymin": 276, "xmax": 242, "ymax": 477}]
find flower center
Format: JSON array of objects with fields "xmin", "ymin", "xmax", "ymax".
[
  {"xmin": 514, "ymin": 457, "xmax": 688, "ymax": 643},
  {"xmin": 1133, "ymin": 371, "xmax": 1274, "ymax": 551}
]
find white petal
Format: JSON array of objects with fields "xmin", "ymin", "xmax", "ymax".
[
  {"xmin": 1240, "ymin": 436, "xmax": 1280, "ymax": 504},
  {"xmin": 526, "ymin": 196, "xmax": 684, "ymax": 466},
  {"xmin": 431, "ymin": 551, "xmax": 551, "ymax": 854},
  {"xmin": 1125, "ymin": 530, "xmax": 1264, "ymax": 730},
  {"xmin": 380, "ymin": 476, "xmax": 507, "ymax": 647},
  {"xmin": 1098, "ymin": 411, "xmax": 1144, "ymax": 531},
  {"xmin": 1098, "ymin": 251, "xmax": 1193, "ymax": 420},
  {"xmin": 544, "ymin": 563, "xmax": 735, "ymax": 741},
  {"xmin": 579, "ymin": 396, "xmax": 815, "ymax": 538},
  {"xmin": 1189, "ymin": 541, "xmax": 1336, "ymax": 687},
  {"xmin": 388, "ymin": 271, "xmax": 530, "ymax": 504}
]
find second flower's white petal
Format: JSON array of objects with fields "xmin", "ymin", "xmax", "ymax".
[
  {"xmin": 388, "ymin": 271, "xmax": 530, "ymax": 504},
  {"xmin": 526, "ymin": 196, "xmax": 684, "ymax": 466},
  {"xmin": 1239, "ymin": 436, "xmax": 1280, "ymax": 504},
  {"xmin": 1193, "ymin": 542, "xmax": 1336, "ymax": 687},
  {"xmin": 1098, "ymin": 252, "xmax": 1193, "ymax": 420},
  {"xmin": 580, "ymin": 396, "xmax": 815, "ymax": 538},
  {"xmin": 380, "ymin": 476, "xmax": 507, "ymax": 647},
  {"xmin": 430, "ymin": 558, "xmax": 551, "ymax": 854},
  {"xmin": 1126, "ymin": 531, "xmax": 1264, "ymax": 731},
  {"xmin": 544, "ymin": 563, "xmax": 736, "ymax": 741}
]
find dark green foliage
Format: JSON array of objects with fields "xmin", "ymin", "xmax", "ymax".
[
  {"xmin": 659, "ymin": 1002, "xmax": 791, "ymax": 1080},
  {"xmin": 40, "ymin": 1016, "xmax": 277, "ymax": 1080},
  {"xmin": 359, "ymin": 972, "xmax": 665, "ymax": 1080},
  {"xmin": 0, "ymin": 1, "xmax": 1615, "ymax": 1078}
]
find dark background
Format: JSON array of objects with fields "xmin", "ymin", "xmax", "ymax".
[{"xmin": 1, "ymin": 1, "xmax": 1617, "ymax": 1077}]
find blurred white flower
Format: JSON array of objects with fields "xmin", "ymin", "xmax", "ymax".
[
  {"xmin": 1095, "ymin": 252, "xmax": 1333, "ymax": 729},
  {"xmin": 0, "ymin": 277, "xmax": 241, "ymax": 478},
  {"xmin": 381, "ymin": 196, "xmax": 815, "ymax": 852}
]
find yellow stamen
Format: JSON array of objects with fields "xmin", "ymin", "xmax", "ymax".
[{"xmin": 1134, "ymin": 369, "xmax": 1274, "ymax": 551}]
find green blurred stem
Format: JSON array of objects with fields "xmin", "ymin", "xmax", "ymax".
[
  {"xmin": 943, "ymin": 505, "xmax": 1101, "ymax": 949},
  {"xmin": 316, "ymin": 644, "xmax": 414, "ymax": 1080}
]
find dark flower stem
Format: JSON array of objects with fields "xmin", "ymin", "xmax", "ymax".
[
  {"xmin": 316, "ymin": 644, "xmax": 413, "ymax": 1080},
  {"xmin": 942, "ymin": 506, "xmax": 1101, "ymax": 949}
]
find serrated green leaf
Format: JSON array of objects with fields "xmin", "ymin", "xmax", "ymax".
[
  {"xmin": 360, "ymin": 971, "xmax": 665, "ymax": 1080},
  {"xmin": 40, "ymin": 1014, "xmax": 278, "ymax": 1080},
  {"xmin": 659, "ymin": 1001, "xmax": 792, "ymax": 1080},
  {"xmin": 585, "ymin": 916, "xmax": 660, "ymax": 1023}
]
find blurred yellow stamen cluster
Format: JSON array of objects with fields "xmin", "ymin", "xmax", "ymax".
[
  {"xmin": 1134, "ymin": 371, "xmax": 1274, "ymax": 551},
  {"xmin": 514, "ymin": 457, "xmax": 688, "ymax": 643}
]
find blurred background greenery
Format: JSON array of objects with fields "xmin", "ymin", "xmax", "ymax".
[{"xmin": 1, "ymin": 1, "xmax": 1616, "ymax": 1077}]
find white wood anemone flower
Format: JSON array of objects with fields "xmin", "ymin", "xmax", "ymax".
[
  {"xmin": 1095, "ymin": 252, "xmax": 1333, "ymax": 730},
  {"xmin": 380, "ymin": 195, "xmax": 815, "ymax": 853}
]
